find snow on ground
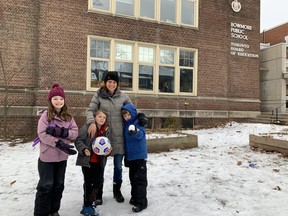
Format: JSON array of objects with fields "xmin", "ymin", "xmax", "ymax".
[{"xmin": 1, "ymin": 122, "xmax": 288, "ymax": 216}]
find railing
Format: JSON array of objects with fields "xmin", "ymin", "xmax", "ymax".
[{"xmin": 271, "ymin": 102, "xmax": 287, "ymax": 123}]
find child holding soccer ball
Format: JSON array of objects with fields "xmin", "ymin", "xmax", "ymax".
[
  {"xmin": 121, "ymin": 104, "xmax": 148, "ymax": 213},
  {"xmin": 75, "ymin": 108, "xmax": 112, "ymax": 216}
]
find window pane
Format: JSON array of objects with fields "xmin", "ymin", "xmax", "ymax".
[
  {"xmin": 160, "ymin": 0, "xmax": 176, "ymax": 23},
  {"xmin": 116, "ymin": 0, "xmax": 134, "ymax": 16},
  {"xmin": 159, "ymin": 66, "xmax": 174, "ymax": 93},
  {"xmin": 181, "ymin": 0, "xmax": 195, "ymax": 25},
  {"xmin": 116, "ymin": 44, "xmax": 133, "ymax": 60},
  {"xmin": 140, "ymin": 0, "xmax": 155, "ymax": 19},
  {"xmin": 115, "ymin": 62, "xmax": 133, "ymax": 91},
  {"xmin": 90, "ymin": 39, "xmax": 110, "ymax": 58},
  {"xmin": 92, "ymin": 0, "xmax": 110, "ymax": 11},
  {"xmin": 179, "ymin": 50, "xmax": 194, "ymax": 67},
  {"xmin": 160, "ymin": 49, "xmax": 174, "ymax": 64},
  {"xmin": 139, "ymin": 65, "xmax": 153, "ymax": 91},
  {"xmin": 180, "ymin": 68, "xmax": 193, "ymax": 93},
  {"xmin": 139, "ymin": 47, "xmax": 154, "ymax": 63},
  {"xmin": 91, "ymin": 60, "xmax": 108, "ymax": 87}
]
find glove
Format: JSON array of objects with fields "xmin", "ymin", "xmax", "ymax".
[
  {"xmin": 46, "ymin": 124, "xmax": 69, "ymax": 138},
  {"xmin": 128, "ymin": 125, "xmax": 138, "ymax": 136},
  {"xmin": 137, "ymin": 113, "xmax": 148, "ymax": 127},
  {"xmin": 55, "ymin": 140, "xmax": 77, "ymax": 155}
]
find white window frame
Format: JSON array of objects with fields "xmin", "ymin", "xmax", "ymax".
[
  {"xmin": 88, "ymin": 0, "xmax": 199, "ymax": 28},
  {"xmin": 87, "ymin": 36, "xmax": 198, "ymax": 96}
]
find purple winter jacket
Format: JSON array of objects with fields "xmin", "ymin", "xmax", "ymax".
[{"xmin": 37, "ymin": 110, "xmax": 78, "ymax": 162}]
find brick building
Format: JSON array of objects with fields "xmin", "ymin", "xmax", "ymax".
[
  {"xmin": 260, "ymin": 22, "xmax": 288, "ymax": 45},
  {"xmin": 0, "ymin": 0, "xmax": 261, "ymax": 138}
]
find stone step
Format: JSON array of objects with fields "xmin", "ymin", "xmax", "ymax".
[{"xmin": 252, "ymin": 113, "xmax": 288, "ymax": 125}]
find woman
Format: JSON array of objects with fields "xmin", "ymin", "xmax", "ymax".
[{"xmin": 86, "ymin": 71, "xmax": 132, "ymax": 203}]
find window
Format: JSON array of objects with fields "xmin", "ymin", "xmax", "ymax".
[
  {"xmin": 179, "ymin": 50, "xmax": 194, "ymax": 92},
  {"xmin": 87, "ymin": 37, "xmax": 197, "ymax": 96},
  {"xmin": 139, "ymin": 46, "xmax": 155, "ymax": 91},
  {"xmin": 140, "ymin": 0, "xmax": 155, "ymax": 19},
  {"xmin": 159, "ymin": 48, "xmax": 175, "ymax": 93},
  {"xmin": 88, "ymin": 0, "xmax": 198, "ymax": 27},
  {"xmin": 181, "ymin": 0, "xmax": 195, "ymax": 25},
  {"xmin": 91, "ymin": 0, "xmax": 110, "ymax": 11},
  {"xmin": 160, "ymin": 0, "xmax": 176, "ymax": 23},
  {"xmin": 89, "ymin": 39, "xmax": 110, "ymax": 88},
  {"xmin": 116, "ymin": 0, "xmax": 134, "ymax": 16},
  {"xmin": 115, "ymin": 43, "xmax": 133, "ymax": 91}
]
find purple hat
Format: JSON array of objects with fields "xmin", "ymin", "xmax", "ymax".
[{"xmin": 48, "ymin": 84, "xmax": 65, "ymax": 100}]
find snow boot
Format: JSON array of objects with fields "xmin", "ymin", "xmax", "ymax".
[
  {"xmin": 132, "ymin": 204, "xmax": 147, "ymax": 213},
  {"xmin": 113, "ymin": 181, "xmax": 124, "ymax": 203},
  {"xmin": 80, "ymin": 205, "xmax": 99, "ymax": 216}
]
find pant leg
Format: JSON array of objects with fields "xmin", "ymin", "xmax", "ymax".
[
  {"xmin": 34, "ymin": 159, "xmax": 56, "ymax": 216},
  {"xmin": 90, "ymin": 163, "xmax": 104, "ymax": 201},
  {"xmin": 50, "ymin": 160, "xmax": 67, "ymax": 214},
  {"xmin": 113, "ymin": 154, "xmax": 124, "ymax": 183},
  {"xmin": 82, "ymin": 166, "xmax": 94, "ymax": 206},
  {"xmin": 130, "ymin": 159, "xmax": 148, "ymax": 208}
]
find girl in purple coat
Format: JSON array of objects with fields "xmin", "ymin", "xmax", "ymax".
[{"xmin": 34, "ymin": 84, "xmax": 78, "ymax": 216}]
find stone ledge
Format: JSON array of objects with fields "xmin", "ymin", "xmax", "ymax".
[{"xmin": 147, "ymin": 134, "xmax": 198, "ymax": 153}]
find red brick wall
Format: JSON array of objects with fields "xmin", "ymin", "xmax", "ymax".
[
  {"xmin": 260, "ymin": 23, "xmax": 288, "ymax": 45},
  {"xmin": 0, "ymin": 0, "xmax": 261, "ymax": 138}
]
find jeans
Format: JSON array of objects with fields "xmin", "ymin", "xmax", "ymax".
[
  {"xmin": 34, "ymin": 159, "xmax": 67, "ymax": 216},
  {"xmin": 113, "ymin": 154, "xmax": 124, "ymax": 183}
]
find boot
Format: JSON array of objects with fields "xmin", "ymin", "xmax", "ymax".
[{"xmin": 113, "ymin": 181, "xmax": 124, "ymax": 203}]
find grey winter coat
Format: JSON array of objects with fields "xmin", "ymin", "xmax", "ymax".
[
  {"xmin": 86, "ymin": 88, "xmax": 132, "ymax": 155},
  {"xmin": 75, "ymin": 123, "xmax": 108, "ymax": 168}
]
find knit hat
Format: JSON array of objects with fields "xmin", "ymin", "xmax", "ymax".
[
  {"xmin": 104, "ymin": 71, "xmax": 119, "ymax": 85},
  {"xmin": 48, "ymin": 84, "xmax": 65, "ymax": 100}
]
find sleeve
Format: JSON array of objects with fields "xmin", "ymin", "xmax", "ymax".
[
  {"xmin": 37, "ymin": 112, "xmax": 58, "ymax": 147},
  {"xmin": 104, "ymin": 126, "xmax": 111, "ymax": 140},
  {"xmin": 67, "ymin": 117, "xmax": 78, "ymax": 141},
  {"xmin": 86, "ymin": 92, "xmax": 99, "ymax": 125},
  {"xmin": 133, "ymin": 122, "xmax": 146, "ymax": 140},
  {"xmin": 123, "ymin": 93, "xmax": 132, "ymax": 105},
  {"xmin": 75, "ymin": 125, "xmax": 90, "ymax": 155}
]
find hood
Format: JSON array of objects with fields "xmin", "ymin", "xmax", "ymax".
[{"xmin": 121, "ymin": 103, "xmax": 137, "ymax": 124}]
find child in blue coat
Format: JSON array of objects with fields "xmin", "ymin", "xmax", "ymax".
[{"xmin": 121, "ymin": 103, "xmax": 148, "ymax": 213}]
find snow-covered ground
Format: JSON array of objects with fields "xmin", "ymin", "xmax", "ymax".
[{"xmin": 1, "ymin": 122, "xmax": 288, "ymax": 216}]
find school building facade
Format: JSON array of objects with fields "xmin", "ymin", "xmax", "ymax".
[{"xmin": 0, "ymin": 0, "xmax": 260, "ymax": 137}]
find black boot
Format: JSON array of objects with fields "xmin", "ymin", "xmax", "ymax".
[{"xmin": 113, "ymin": 181, "xmax": 124, "ymax": 203}]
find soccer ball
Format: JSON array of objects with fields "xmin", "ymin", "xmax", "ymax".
[{"xmin": 92, "ymin": 136, "xmax": 111, "ymax": 155}]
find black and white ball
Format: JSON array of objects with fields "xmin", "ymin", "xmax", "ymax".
[{"xmin": 92, "ymin": 136, "xmax": 111, "ymax": 155}]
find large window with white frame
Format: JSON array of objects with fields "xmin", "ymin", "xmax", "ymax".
[
  {"xmin": 89, "ymin": 0, "xmax": 198, "ymax": 27},
  {"xmin": 87, "ymin": 36, "xmax": 197, "ymax": 95}
]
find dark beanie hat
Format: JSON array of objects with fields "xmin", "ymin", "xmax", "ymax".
[
  {"xmin": 104, "ymin": 71, "xmax": 119, "ymax": 85},
  {"xmin": 48, "ymin": 84, "xmax": 65, "ymax": 100}
]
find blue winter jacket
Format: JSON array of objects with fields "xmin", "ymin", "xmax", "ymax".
[{"xmin": 121, "ymin": 104, "xmax": 147, "ymax": 161}]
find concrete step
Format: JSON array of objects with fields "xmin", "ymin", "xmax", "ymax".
[{"xmin": 253, "ymin": 113, "xmax": 288, "ymax": 125}]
